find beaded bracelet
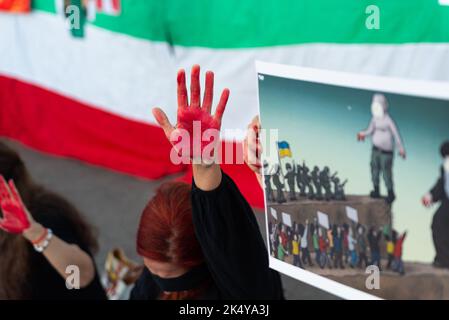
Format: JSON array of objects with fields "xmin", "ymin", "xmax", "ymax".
[{"xmin": 33, "ymin": 228, "xmax": 53, "ymax": 253}]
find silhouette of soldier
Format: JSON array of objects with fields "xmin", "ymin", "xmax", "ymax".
[
  {"xmin": 311, "ymin": 166, "xmax": 323, "ymax": 200},
  {"xmin": 263, "ymin": 160, "xmax": 275, "ymax": 202},
  {"xmin": 272, "ymin": 164, "xmax": 286, "ymax": 204},
  {"xmin": 320, "ymin": 167, "xmax": 333, "ymax": 201},
  {"xmin": 302, "ymin": 163, "xmax": 315, "ymax": 199},
  {"xmin": 332, "ymin": 176, "xmax": 348, "ymax": 201},
  {"xmin": 296, "ymin": 164, "xmax": 306, "ymax": 197},
  {"xmin": 285, "ymin": 163, "xmax": 297, "ymax": 201}
]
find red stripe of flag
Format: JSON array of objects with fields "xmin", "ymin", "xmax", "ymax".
[
  {"xmin": 0, "ymin": 74, "xmax": 264, "ymax": 209},
  {"xmin": 112, "ymin": 0, "xmax": 120, "ymax": 12}
]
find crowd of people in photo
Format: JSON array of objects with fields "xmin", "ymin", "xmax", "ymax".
[{"xmin": 269, "ymin": 216, "xmax": 407, "ymax": 275}]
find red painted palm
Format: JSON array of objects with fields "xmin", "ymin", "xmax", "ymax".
[
  {"xmin": 152, "ymin": 65, "xmax": 230, "ymax": 163},
  {"xmin": 0, "ymin": 176, "xmax": 31, "ymax": 234}
]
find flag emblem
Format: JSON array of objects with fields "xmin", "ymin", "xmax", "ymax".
[{"xmin": 277, "ymin": 141, "xmax": 292, "ymax": 158}]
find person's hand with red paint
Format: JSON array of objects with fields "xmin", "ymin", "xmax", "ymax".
[
  {"xmin": 243, "ymin": 116, "xmax": 263, "ymax": 188},
  {"xmin": 0, "ymin": 175, "xmax": 97, "ymax": 287},
  {"xmin": 152, "ymin": 65, "xmax": 230, "ymax": 165},
  {"xmin": 0, "ymin": 176, "xmax": 32, "ymax": 234},
  {"xmin": 0, "ymin": 175, "xmax": 50, "ymax": 243},
  {"xmin": 152, "ymin": 65, "xmax": 230, "ymax": 191}
]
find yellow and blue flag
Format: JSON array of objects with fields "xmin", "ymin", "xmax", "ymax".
[{"xmin": 277, "ymin": 141, "xmax": 292, "ymax": 158}]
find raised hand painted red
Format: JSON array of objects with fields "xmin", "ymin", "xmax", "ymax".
[
  {"xmin": 0, "ymin": 176, "xmax": 31, "ymax": 234},
  {"xmin": 152, "ymin": 65, "xmax": 230, "ymax": 162}
]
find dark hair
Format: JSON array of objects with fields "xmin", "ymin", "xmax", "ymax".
[
  {"xmin": 441, "ymin": 141, "xmax": 449, "ymax": 158},
  {"xmin": 0, "ymin": 141, "xmax": 98, "ymax": 299}
]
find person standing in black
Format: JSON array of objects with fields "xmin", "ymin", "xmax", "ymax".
[
  {"xmin": 285, "ymin": 163, "xmax": 297, "ymax": 201},
  {"xmin": 263, "ymin": 161, "xmax": 275, "ymax": 202},
  {"xmin": 422, "ymin": 141, "xmax": 449, "ymax": 269},
  {"xmin": 368, "ymin": 227, "xmax": 382, "ymax": 270},
  {"xmin": 356, "ymin": 225, "xmax": 369, "ymax": 269},
  {"xmin": 272, "ymin": 165, "xmax": 286, "ymax": 204}
]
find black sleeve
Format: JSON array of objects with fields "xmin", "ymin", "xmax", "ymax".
[
  {"xmin": 191, "ymin": 171, "xmax": 283, "ymax": 300},
  {"xmin": 430, "ymin": 169, "xmax": 445, "ymax": 203},
  {"xmin": 129, "ymin": 268, "xmax": 160, "ymax": 300}
]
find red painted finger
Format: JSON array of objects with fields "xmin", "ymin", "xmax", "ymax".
[
  {"xmin": 152, "ymin": 108, "xmax": 174, "ymax": 138},
  {"xmin": 0, "ymin": 175, "xmax": 11, "ymax": 201},
  {"xmin": 177, "ymin": 69, "xmax": 188, "ymax": 109},
  {"xmin": 8, "ymin": 180, "xmax": 21, "ymax": 204},
  {"xmin": 214, "ymin": 88, "xmax": 230, "ymax": 122},
  {"xmin": 190, "ymin": 65, "xmax": 201, "ymax": 108},
  {"xmin": 202, "ymin": 71, "xmax": 214, "ymax": 114}
]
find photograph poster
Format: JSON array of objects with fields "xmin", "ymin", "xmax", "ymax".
[{"xmin": 257, "ymin": 61, "xmax": 449, "ymax": 299}]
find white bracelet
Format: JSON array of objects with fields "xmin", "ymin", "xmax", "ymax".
[{"xmin": 33, "ymin": 228, "xmax": 53, "ymax": 253}]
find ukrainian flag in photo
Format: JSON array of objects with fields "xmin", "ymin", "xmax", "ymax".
[{"xmin": 277, "ymin": 141, "xmax": 292, "ymax": 158}]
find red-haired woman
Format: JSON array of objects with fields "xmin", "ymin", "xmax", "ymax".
[{"xmin": 130, "ymin": 65, "xmax": 283, "ymax": 300}]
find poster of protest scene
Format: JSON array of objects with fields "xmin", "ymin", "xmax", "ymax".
[{"xmin": 257, "ymin": 61, "xmax": 449, "ymax": 299}]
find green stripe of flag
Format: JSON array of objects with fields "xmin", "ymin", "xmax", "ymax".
[{"xmin": 32, "ymin": 0, "xmax": 449, "ymax": 47}]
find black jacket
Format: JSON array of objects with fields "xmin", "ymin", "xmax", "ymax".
[
  {"xmin": 130, "ymin": 172, "xmax": 284, "ymax": 300},
  {"xmin": 430, "ymin": 167, "xmax": 449, "ymax": 205}
]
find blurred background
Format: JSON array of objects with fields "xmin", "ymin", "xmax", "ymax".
[{"xmin": 0, "ymin": 0, "xmax": 448, "ymax": 299}]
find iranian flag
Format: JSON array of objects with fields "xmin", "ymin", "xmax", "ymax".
[
  {"xmin": 1, "ymin": 0, "xmax": 449, "ymax": 208},
  {"xmin": 0, "ymin": 0, "xmax": 30, "ymax": 12}
]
